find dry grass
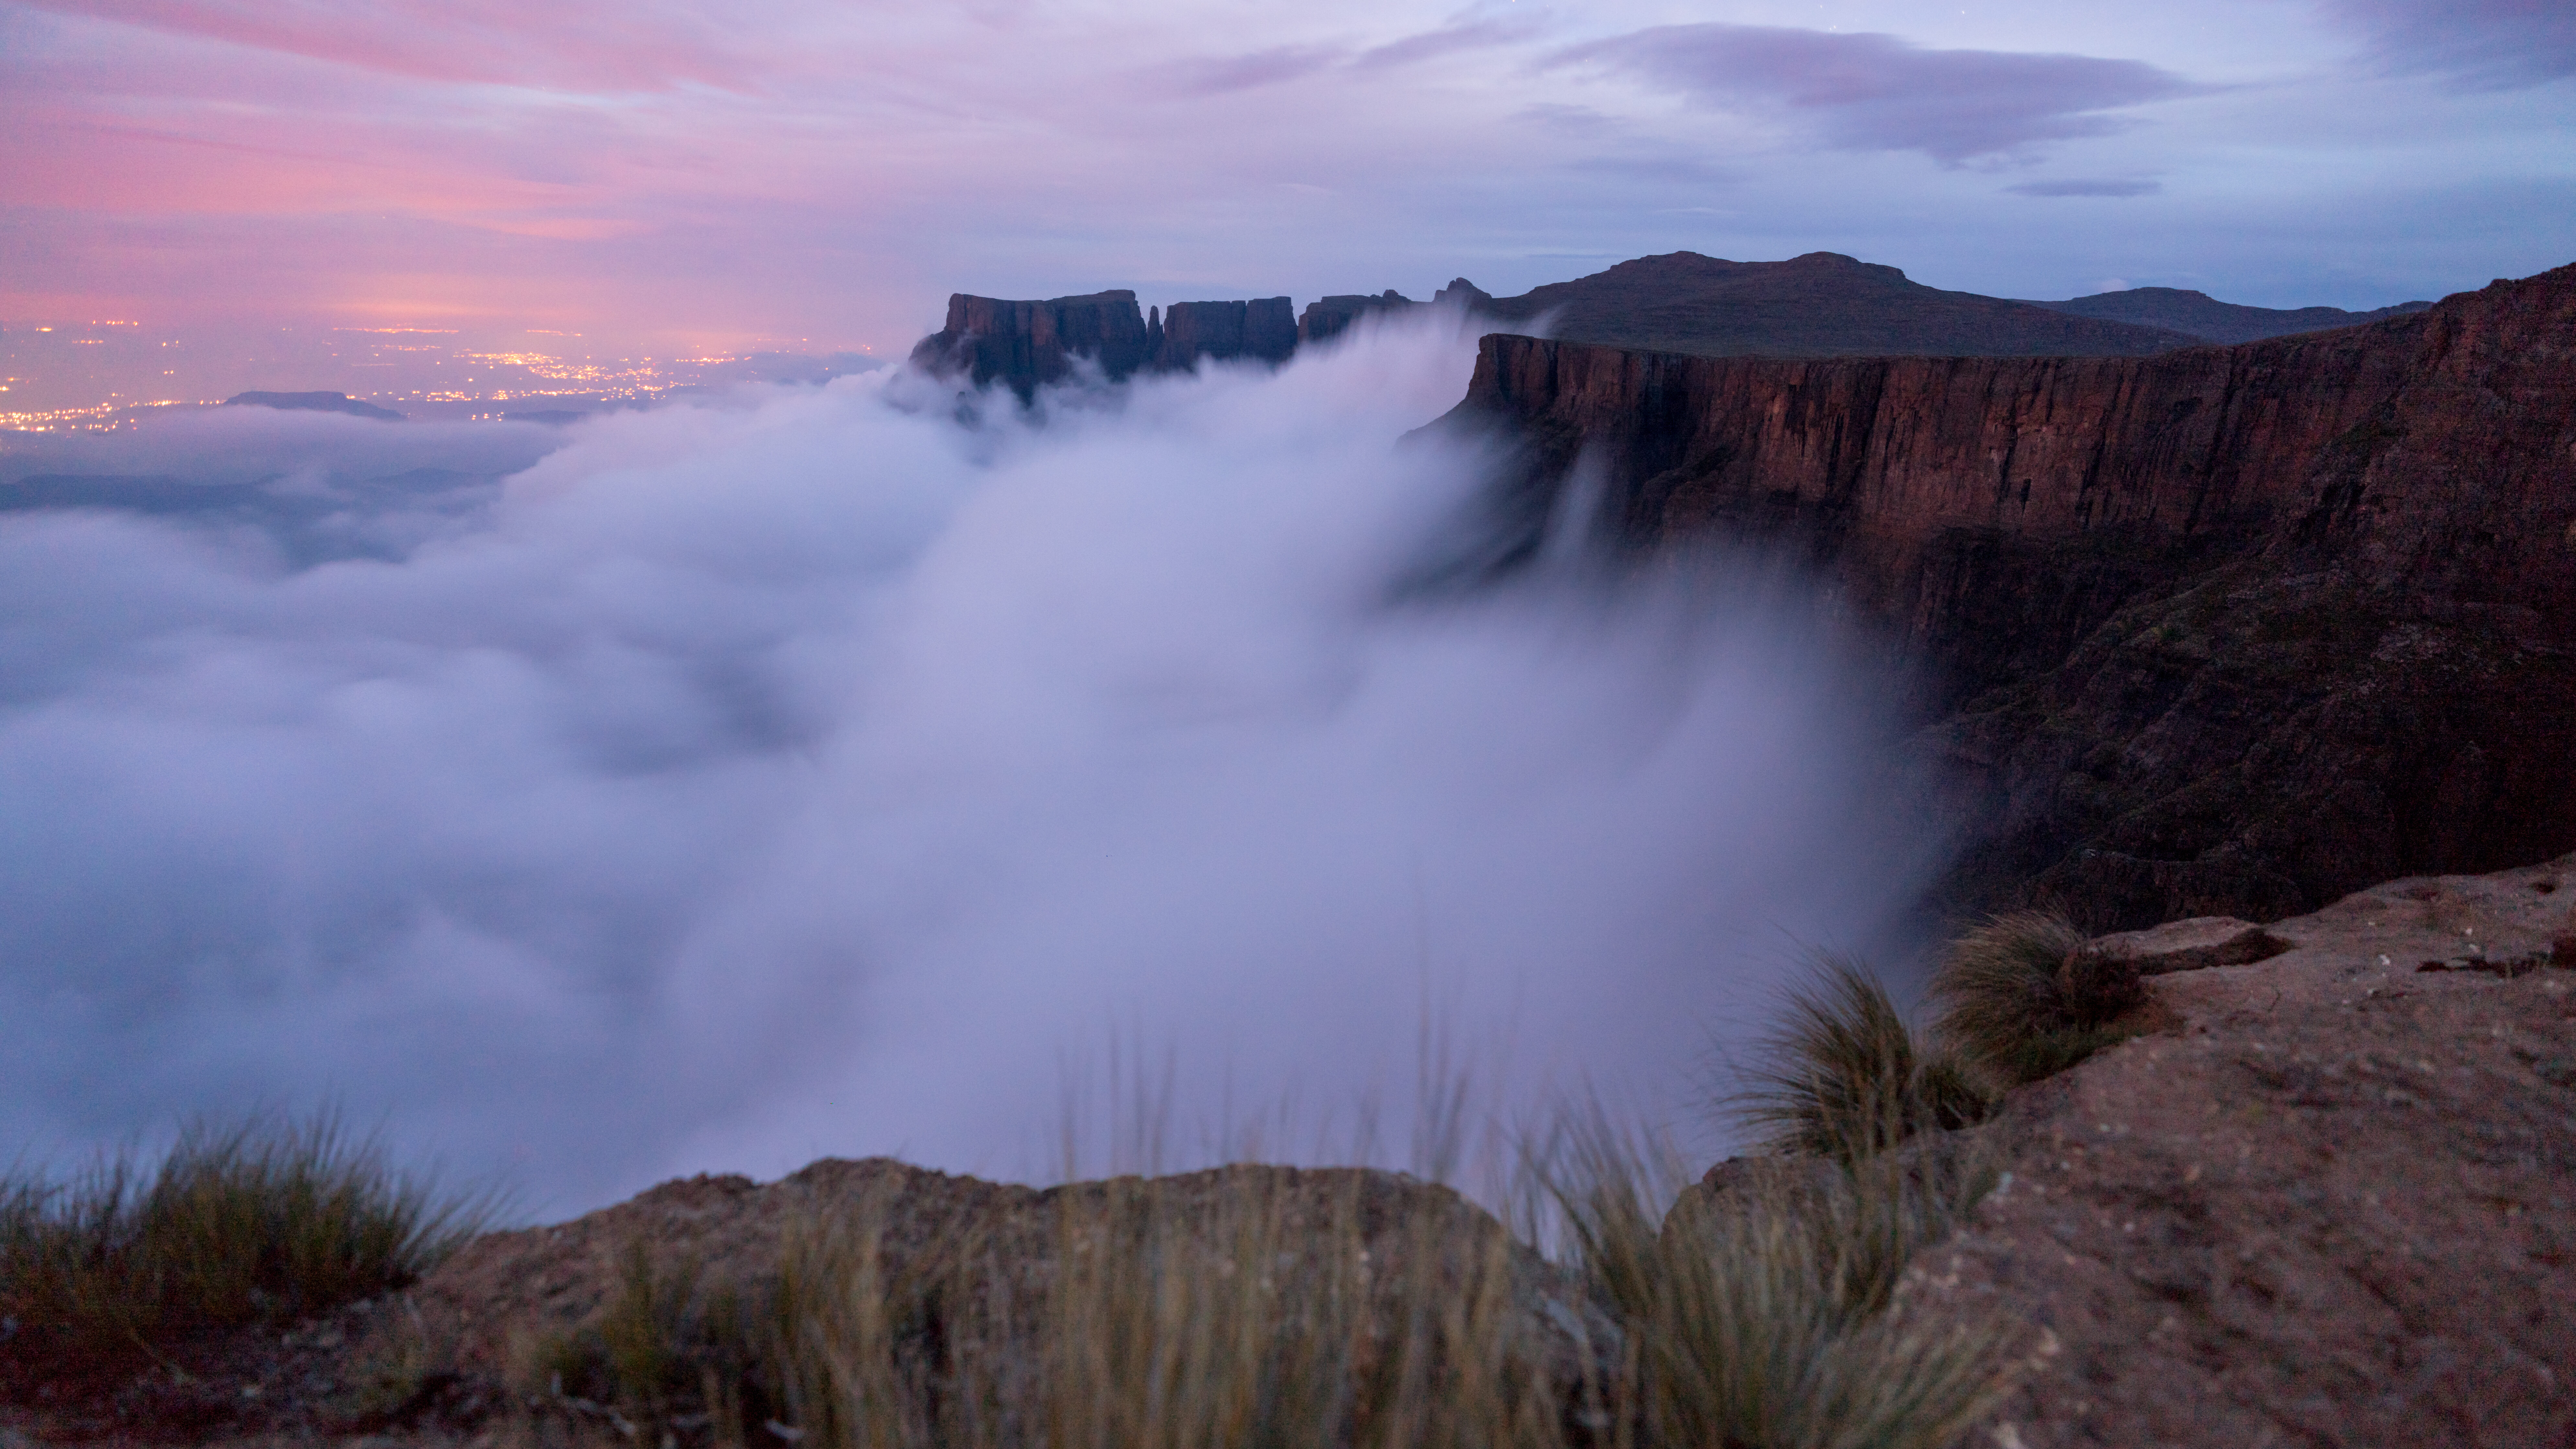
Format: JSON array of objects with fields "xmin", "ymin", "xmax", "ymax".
[
  {"xmin": 1545, "ymin": 1116, "xmax": 2012, "ymax": 1449},
  {"xmin": 536, "ymin": 1167, "xmax": 1582, "ymax": 1449},
  {"xmin": 0, "ymin": 1110, "xmax": 492, "ymax": 1386},
  {"xmin": 1931, "ymin": 911, "xmax": 2143, "ymax": 1087},
  {"xmin": 1732, "ymin": 953, "xmax": 1993, "ymax": 1163}
]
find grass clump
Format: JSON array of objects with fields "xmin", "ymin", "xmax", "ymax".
[
  {"xmin": 1931, "ymin": 910, "xmax": 2144, "ymax": 1087},
  {"xmin": 1733, "ymin": 953, "xmax": 1993, "ymax": 1164},
  {"xmin": 764, "ymin": 1169, "xmax": 1577, "ymax": 1449},
  {"xmin": 0, "ymin": 1110, "xmax": 492, "ymax": 1386},
  {"xmin": 1546, "ymin": 1118, "xmax": 2012, "ymax": 1449}
]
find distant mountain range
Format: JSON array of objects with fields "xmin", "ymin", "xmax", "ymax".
[
  {"xmin": 1455, "ymin": 251, "xmax": 2199, "ymax": 358},
  {"xmin": 915, "ymin": 252, "xmax": 2436, "ymax": 394},
  {"xmin": 2018, "ymin": 286, "xmax": 2432, "ymax": 344}
]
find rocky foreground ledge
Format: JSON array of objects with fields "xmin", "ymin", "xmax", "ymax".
[
  {"xmin": 1905, "ymin": 853, "xmax": 2576, "ymax": 1446},
  {"xmin": 9, "ymin": 858, "xmax": 2572, "ymax": 1449}
]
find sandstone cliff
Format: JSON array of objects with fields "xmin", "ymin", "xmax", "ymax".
[
  {"xmin": 1151, "ymin": 297, "xmax": 1296, "ymax": 370},
  {"xmin": 1438, "ymin": 264, "xmax": 2576, "ymax": 927},
  {"xmin": 906, "ymin": 290, "xmax": 1154, "ymax": 399},
  {"xmin": 914, "ymin": 291, "xmax": 1302, "ymax": 396}
]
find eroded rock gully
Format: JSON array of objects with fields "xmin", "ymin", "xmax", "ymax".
[{"xmin": 1439, "ymin": 262, "xmax": 2576, "ymax": 928}]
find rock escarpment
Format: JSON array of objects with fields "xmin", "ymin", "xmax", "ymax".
[
  {"xmin": 1150, "ymin": 296, "xmax": 1296, "ymax": 370},
  {"xmin": 905, "ymin": 290, "xmax": 1155, "ymax": 399},
  {"xmin": 1296, "ymin": 289, "xmax": 1417, "ymax": 345},
  {"xmin": 1439, "ymin": 263, "xmax": 2576, "ymax": 927},
  {"xmin": 913, "ymin": 291, "xmax": 1307, "ymax": 397}
]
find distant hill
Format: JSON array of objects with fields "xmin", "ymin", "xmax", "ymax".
[
  {"xmin": 222, "ymin": 391, "xmax": 404, "ymax": 420},
  {"xmin": 1460, "ymin": 252, "xmax": 2198, "ymax": 359},
  {"xmin": 2022, "ymin": 287, "xmax": 2434, "ymax": 344}
]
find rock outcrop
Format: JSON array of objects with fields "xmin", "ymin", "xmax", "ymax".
[
  {"xmin": 914, "ymin": 291, "xmax": 1307, "ymax": 396},
  {"xmin": 1907, "ymin": 856, "xmax": 2576, "ymax": 1448},
  {"xmin": 1296, "ymin": 289, "xmax": 1418, "ymax": 345},
  {"xmin": 1437, "ymin": 263, "xmax": 2576, "ymax": 927},
  {"xmin": 2027, "ymin": 286, "xmax": 2435, "ymax": 344},
  {"xmin": 1150, "ymin": 297, "xmax": 1296, "ymax": 370},
  {"xmin": 905, "ymin": 290, "xmax": 1156, "ymax": 399}
]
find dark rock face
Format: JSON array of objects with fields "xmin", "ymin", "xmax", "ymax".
[
  {"xmin": 914, "ymin": 291, "xmax": 1303, "ymax": 396},
  {"xmin": 1297, "ymin": 289, "xmax": 1417, "ymax": 345},
  {"xmin": 907, "ymin": 290, "xmax": 1155, "ymax": 399},
  {"xmin": 221, "ymin": 390, "xmax": 404, "ymax": 420},
  {"xmin": 1153, "ymin": 297, "xmax": 1296, "ymax": 370},
  {"xmin": 2027, "ymin": 286, "xmax": 2435, "ymax": 344},
  {"xmin": 1470, "ymin": 251, "xmax": 2198, "ymax": 360},
  {"xmin": 1439, "ymin": 263, "xmax": 2576, "ymax": 927}
]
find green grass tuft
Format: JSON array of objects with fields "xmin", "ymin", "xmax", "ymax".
[
  {"xmin": 0, "ymin": 1110, "xmax": 495, "ymax": 1386},
  {"xmin": 1931, "ymin": 910, "xmax": 2144, "ymax": 1087}
]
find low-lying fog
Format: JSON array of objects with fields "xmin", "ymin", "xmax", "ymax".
[{"xmin": 1, "ymin": 315, "xmax": 1943, "ymax": 1216}]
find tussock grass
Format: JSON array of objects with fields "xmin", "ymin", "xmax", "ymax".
[
  {"xmin": 1545, "ymin": 1116, "xmax": 2011, "ymax": 1449},
  {"xmin": 0, "ymin": 1110, "xmax": 493, "ymax": 1384},
  {"xmin": 565, "ymin": 1168, "xmax": 1582, "ymax": 1449},
  {"xmin": 1733, "ymin": 953, "xmax": 1993, "ymax": 1163},
  {"xmin": 1931, "ymin": 910, "xmax": 2143, "ymax": 1087}
]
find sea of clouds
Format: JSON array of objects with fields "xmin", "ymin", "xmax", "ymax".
[{"xmin": 1, "ymin": 314, "xmax": 1946, "ymax": 1216}]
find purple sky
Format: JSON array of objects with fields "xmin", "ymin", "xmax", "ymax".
[{"xmin": 5, "ymin": 0, "xmax": 2572, "ymax": 355}]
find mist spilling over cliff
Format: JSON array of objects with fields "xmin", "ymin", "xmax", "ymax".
[{"xmin": 0, "ymin": 312, "xmax": 1939, "ymax": 1215}]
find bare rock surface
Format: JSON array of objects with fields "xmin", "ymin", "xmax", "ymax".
[{"xmin": 1916, "ymin": 854, "xmax": 2576, "ymax": 1448}]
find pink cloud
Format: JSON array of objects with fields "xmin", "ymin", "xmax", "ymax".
[{"xmin": 14, "ymin": 0, "xmax": 755, "ymax": 91}]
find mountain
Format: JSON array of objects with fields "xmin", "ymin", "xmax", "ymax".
[
  {"xmin": 1435, "ymin": 262, "xmax": 2576, "ymax": 929},
  {"xmin": 2025, "ymin": 286, "xmax": 2434, "ymax": 343},
  {"xmin": 221, "ymin": 390, "xmax": 404, "ymax": 420},
  {"xmin": 1461, "ymin": 251, "xmax": 2199, "ymax": 358}
]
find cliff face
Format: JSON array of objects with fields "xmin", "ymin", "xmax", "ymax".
[
  {"xmin": 914, "ymin": 292, "xmax": 1303, "ymax": 396},
  {"xmin": 1296, "ymin": 290, "xmax": 1415, "ymax": 345},
  {"xmin": 907, "ymin": 291, "xmax": 1154, "ymax": 399},
  {"xmin": 1442, "ymin": 264, "xmax": 2576, "ymax": 926},
  {"xmin": 1154, "ymin": 297, "xmax": 1296, "ymax": 370}
]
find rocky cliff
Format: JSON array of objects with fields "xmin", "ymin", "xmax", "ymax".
[
  {"xmin": 1151, "ymin": 297, "xmax": 1296, "ymax": 370},
  {"xmin": 914, "ymin": 291, "xmax": 1303, "ymax": 396},
  {"xmin": 1438, "ymin": 264, "xmax": 2576, "ymax": 927},
  {"xmin": 906, "ymin": 290, "xmax": 1155, "ymax": 399}
]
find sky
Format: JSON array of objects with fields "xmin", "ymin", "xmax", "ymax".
[{"xmin": 4, "ymin": 0, "xmax": 2572, "ymax": 356}]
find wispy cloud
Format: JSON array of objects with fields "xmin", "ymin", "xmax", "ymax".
[
  {"xmin": 1354, "ymin": 18, "xmax": 1542, "ymax": 71},
  {"xmin": 14, "ymin": 0, "xmax": 755, "ymax": 91},
  {"xmin": 1551, "ymin": 24, "xmax": 2200, "ymax": 163},
  {"xmin": 2007, "ymin": 178, "xmax": 2163, "ymax": 197},
  {"xmin": 1144, "ymin": 43, "xmax": 1349, "ymax": 98},
  {"xmin": 2326, "ymin": 0, "xmax": 2576, "ymax": 90}
]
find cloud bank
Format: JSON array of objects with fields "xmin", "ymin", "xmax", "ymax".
[
  {"xmin": 1553, "ymin": 24, "xmax": 2200, "ymax": 164},
  {"xmin": 2, "ymin": 316, "xmax": 1942, "ymax": 1214}
]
